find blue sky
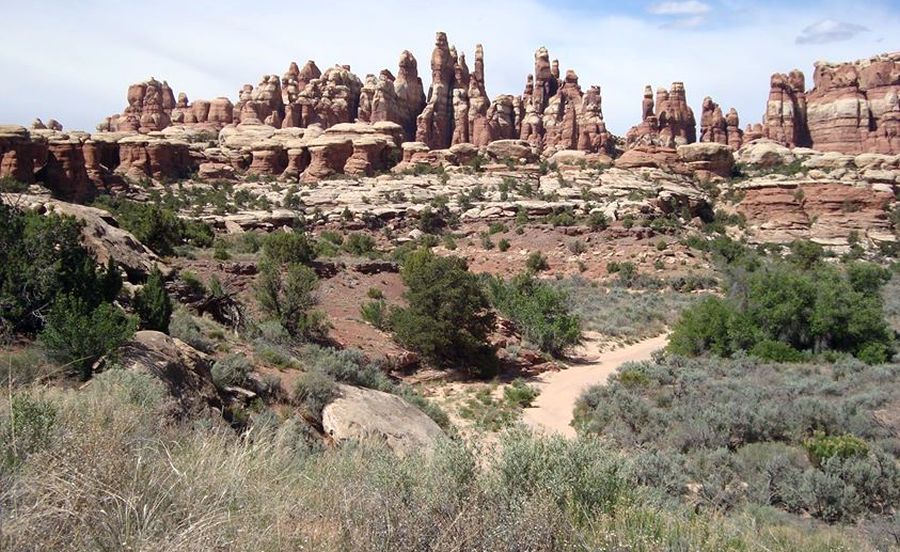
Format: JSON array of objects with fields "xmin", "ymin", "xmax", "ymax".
[{"xmin": 1, "ymin": 0, "xmax": 897, "ymax": 134}]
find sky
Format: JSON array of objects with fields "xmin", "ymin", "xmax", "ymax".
[{"xmin": 1, "ymin": 0, "xmax": 898, "ymax": 135}]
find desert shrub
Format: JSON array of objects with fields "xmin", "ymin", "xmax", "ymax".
[
  {"xmin": 343, "ymin": 233, "xmax": 376, "ymax": 256},
  {"xmin": 0, "ymin": 176, "xmax": 28, "ymax": 192},
  {"xmin": 255, "ymin": 262, "xmax": 328, "ymax": 340},
  {"xmin": 133, "ymin": 266, "xmax": 172, "ymax": 332},
  {"xmin": 669, "ymin": 262, "xmax": 895, "ymax": 362},
  {"xmin": 503, "ymin": 379, "xmax": 539, "ymax": 408},
  {"xmin": 575, "ymin": 353, "xmax": 900, "ymax": 523},
  {"xmin": 0, "ymin": 348, "xmax": 60, "ymax": 387},
  {"xmin": 39, "ymin": 295, "xmax": 136, "ymax": 380},
  {"xmin": 588, "ymin": 211, "xmax": 609, "ymax": 230},
  {"xmin": 360, "ymin": 300, "xmax": 388, "ymax": 329},
  {"xmin": 497, "ymin": 238, "xmax": 510, "ymax": 252},
  {"xmin": 568, "ymin": 239, "xmax": 587, "ymax": 255},
  {"xmin": 389, "ymin": 249, "xmax": 496, "ymax": 376},
  {"xmin": 525, "ymin": 251, "xmax": 549, "ymax": 273},
  {"xmin": 211, "ymin": 354, "xmax": 252, "ymax": 388},
  {"xmin": 555, "ymin": 278, "xmax": 699, "ymax": 343},
  {"xmin": 0, "ymin": 204, "xmax": 121, "ymax": 333},
  {"xmin": 803, "ymin": 431, "xmax": 869, "ymax": 466},
  {"xmin": 319, "ymin": 230, "xmax": 344, "ymax": 246},
  {"xmin": 486, "ymin": 273, "xmax": 582, "ymax": 356},
  {"xmin": 292, "ymin": 370, "xmax": 338, "ymax": 422},
  {"xmin": 1, "ymin": 392, "xmax": 57, "ymax": 470},
  {"xmin": 417, "ymin": 207, "xmax": 445, "ymax": 234},
  {"xmin": 168, "ymin": 308, "xmax": 216, "ymax": 353},
  {"xmin": 261, "ymin": 231, "xmax": 316, "ymax": 265},
  {"xmin": 92, "ymin": 197, "xmax": 213, "ymax": 255},
  {"xmin": 613, "ymin": 261, "xmax": 638, "ymax": 287}
]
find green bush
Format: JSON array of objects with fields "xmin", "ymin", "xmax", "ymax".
[
  {"xmin": 526, "ymin": 251, "xmax": 549, "ymax": 273},
  {"xmin": 292, "ymin": 370, "xmax": 338, "ymax": 422},
  {"xmin": 360, "ymin": 300, "xmax": 388, "ymax": 329},
  {"xmin": 669, "ymin": 262, "xmax": 895, "ymax": 362},
  {"xmin": 498, "ymin": 238, "xmax": 511, "ymax": 252},
  {"xmin": 389, "ymin": 249, "xmax": 496, "ymax": 375},
  {"xmin": 503, "ymin": 379, "xmax": 539, "ymax": 408},
  {"xmin": 748, "ymin": 339, "xmax": 807, "ymax": 363},
  {"xmin": 588, "ymin": 211, "xmax": 609, "ymax": 230},
  {"xmin": 0, "ymin": 204, "xmax": 121, "ymax": 333},
  {"xmin": 255, "ymin": 262, "xmax": 328, "ymax": 340},
  {"xmin": 487, "ymin": 274, "xmax": 582, "ymax": 357},
  {"xmin": 803, "ymin": 431, "xmax": 869, "ymax": 467},
  {"xmin": 133, "ymin": 266, "xmax": 172, "ymax": 332},
  {"xmin": 261, "ymin": 232, "xmax": 316, "ymax": 265},
  {"xmin": 92, "ymin": 197, "xmax": 213, "ymax": 256},
  {"xmin": 343, "ymin": 233, "xmax": 376, "ymax": 256},
  {"xmin": 39, "ymin": 295, "xmax": 136, "ymax": 380},
  {"xmin": 211, "ymin": 354, "xmax": 252, "ymax": 388}
]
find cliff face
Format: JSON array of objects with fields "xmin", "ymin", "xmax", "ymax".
[{"xmin": 748, "ymin": 52, "xmax": 900, "ymax": 155}]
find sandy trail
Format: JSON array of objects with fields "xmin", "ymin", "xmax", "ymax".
[{"xmin": 522, "ymin": 332, "xmax": 669, "ymax": 438}]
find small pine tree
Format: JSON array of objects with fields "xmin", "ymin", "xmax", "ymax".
[{"xmin": 134, "ymin": 266, "xmax": 173, "ymax": 333}]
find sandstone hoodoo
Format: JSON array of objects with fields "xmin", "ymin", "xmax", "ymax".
[{"xmin": 1, "ymin": 36, "xmax": 898, "ymax": 187}]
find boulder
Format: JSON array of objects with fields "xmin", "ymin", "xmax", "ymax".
[
  {"xmin": 99, "ymin": 331, "xmax": 221, "ymax": 414},
  {"xmin": 322, "ymin": 384, "xmax": 445, "ymax": 456},
  {"xmin": 677, "ymin": 142, "xmax": 734, "ymax": 178},
  {"xmin": 734, "ymin": 139, "xmax": 797, "ymax": 168},
  {"xmin": 1, "ymin": 194, "xmax": 168, "ymax": 279}
]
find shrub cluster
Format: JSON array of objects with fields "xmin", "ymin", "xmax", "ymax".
[
  {"xmin": 485, "ymin": 273, "xmax": 582, "ymax": 357},
  {"xmin": 93, "ymin": 197, "xmax": 213, "ymax": 256},
  {"xmin": 389, "ymin": 249, "xmax": 497, "ymax": 376},
  {"xmin": 575, "ymin": 353, "xmax": 900, "ymax": 523},
  {"xmin": 669, "ymin": 261, "xmax": 895, "ymax": 363}
]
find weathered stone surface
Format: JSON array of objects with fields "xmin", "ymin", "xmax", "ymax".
[
  {"xmin": 322, "ymin": 384, "xmax": 444, "ymax": 456},
  {"xmin": 806, "ymin": 53, "xmax": 900, "ymax": 155},
  {"xmin": 99, "ymin": 331, "xmax": 221, "ymax": 414},
  {"xmin": 416, "ymin": 32, "xmax": 457, "ymax": 149},
  {"xmin": 2, "ymin": 194, "xmax": 167, "ymax": 278},
  {"xmin": 735, "ymin": 139, "xmax": 797, "ymax": 168},
  {"xmin": 677, "ymin": 142, "xmax": 734, "ymax": 179},
  {"xmin": 116, "ymin": 135, "xmax": 193, "ymax": 180},
  {"xmin": 304, "ymin": 135, "xmax": 353, "ymax": 181},
  {"xmin": 626, "ymin": 83, "xmax": 696, "ymax": 149},
  {"xmin": 700, "ymin": 97, "xmax": 743, "ymax": 150},
  {"xmin": 735, "ymin": 181, "xmax": 895, "ymax": 245}
]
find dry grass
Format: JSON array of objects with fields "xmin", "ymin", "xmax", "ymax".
[{"xmin": 0, "ymin": 369, "xmax": 879, "ymax": 551}]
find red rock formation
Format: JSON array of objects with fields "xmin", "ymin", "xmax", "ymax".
[
  {"xmin": 357, "ymin": 51, "xmax": 426, "ymax": 142},
  {"xmin": 416, "ymin": 32, "xmax": 456, "ymax": 149},
  {"xmin": 117, "ymin": 136, "xmax": 193, "ymax": 180},
  {"xmin": 468, "ymin": 45, "xmax": 491, "ymax": 146},
  {"xmin": 736, "ymin": 182, "xmax": 895, "ymax": 244},
  {"xmin": 626, "ymin": 83, "xmax": 696, "ymax": 148},
  {"xmin": 758, "ymin": 70, "xmax": 810, "ymax": 148},
  {"xmin": 806, "ymin": 52, "xmax": 900, "ymax": 154},
  {"xmin": 700, "ymin": 97, "xmax": 743, "ymax": 150}
]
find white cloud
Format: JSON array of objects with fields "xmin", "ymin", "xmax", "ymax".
[
  {"xmin": 648, "ymin": 1, "xmax": 711, "ymax": 16},
  {"xmin": 660, "ymin": 15, "xmax": 707, "ymax": 29},
  {"xmin": 796, "ymin": 19, "xmax": 869, "ymax": 44},
  {"xmin": 0, "ymin": 1, "xmax": 895, "ymax": 136}
]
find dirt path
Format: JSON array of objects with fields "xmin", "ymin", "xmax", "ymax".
[{"xmin": 521, "ymin": 332, "xmax": 669, "ymax": 438}]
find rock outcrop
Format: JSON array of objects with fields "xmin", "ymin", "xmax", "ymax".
[
  {"xmin": 699, "ymin": 97, "xmax": 743, "ymax": 150},
  {"xmin": 357, "ymin": 51, "xmax": 426, "ymax": 142},
  {"xmin": 98, "ymin": 331, "xmax": 221, "ymax": 414},
  {"xmin": 322, "ymin": 384, "xmax": 445, "ymax": 456},
  {"xmin": 519, "ymin": 48, "xmax": 612, "ymax": 155},
  {"xmin": 751, "ymin": 52, "xmax": 900, "ymax": 155},
  {"xmin": 806, "ymin": 53, "xmax": 900, "ymax": 154},
  {"xmin": 416, "ymin": 32, "xmax": 457, "ymax": 149},
  {"xmin": 2, "ymin": 194, "xmax": 167, "ymax": 278},
  {"xmin": 626, "ymin": 83, "xmax": 696, "ymax": 148}
]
